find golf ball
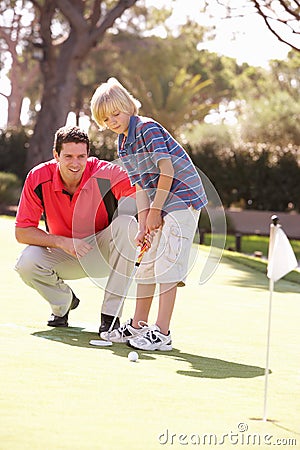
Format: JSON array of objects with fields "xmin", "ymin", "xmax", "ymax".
[{"xmin": 128, "ymin": 351, "xmax": 139, "ymax": 362}]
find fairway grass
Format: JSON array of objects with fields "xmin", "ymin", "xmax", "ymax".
[{"xmin": 1, "ymin": 216, "xmax": 299, "ymax": 450}]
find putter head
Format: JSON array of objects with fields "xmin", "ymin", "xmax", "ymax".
[{"xmin": 89, "ymin": 339, "xmax": 113, "ymax": 347}]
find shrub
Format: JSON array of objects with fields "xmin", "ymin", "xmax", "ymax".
[
  {"xmin": 0, "ymin": 128, "xmax": 29, "ymax": 180},
  {"xmin": 0, "ymin": 172, "xmax": 22, "ymax": 205}
]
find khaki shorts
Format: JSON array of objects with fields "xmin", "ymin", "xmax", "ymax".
[{"xmin": 135, "ymin": 207, "xmax": 200, "ymax": 286}]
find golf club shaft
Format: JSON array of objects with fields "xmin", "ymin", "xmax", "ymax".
[
  {"xmin": 107, "ymin": 265, "xmax": 139, "ymax": 334},
  {"xmin": 107, "ymin": 241, "xmax": 149, "ymax": 334}
]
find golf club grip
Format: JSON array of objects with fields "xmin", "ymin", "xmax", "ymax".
[{"xmin": 135, "ymin": 240, "xmax": 149, "ymax": 266}]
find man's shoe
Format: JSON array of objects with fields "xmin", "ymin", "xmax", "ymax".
[
  {"xmin": 70, "ymin": 292, "xmax": 80, "ymax": 310},
  {"xmin": 47, "ymin": 292, "xmax": 80, "ymax": 327},
  {"xmin": 100, "ymin": 319, "xmax": 149, "ymax": 343},
  {"xmin": 47, "ymin": 313, "xmax": 69, "ymax": 327},
  {"xmin": 99, "ymin": 313, "xmax": 120, "ymax": 336}
]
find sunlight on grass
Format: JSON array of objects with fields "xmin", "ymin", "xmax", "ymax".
[
  {"xmin": 195, "ymin": 231, "xmax": 300, "ymax": 260},
  {"xmin": 1, "ymin": 215, "xmax": 300, "ymax": 450}
]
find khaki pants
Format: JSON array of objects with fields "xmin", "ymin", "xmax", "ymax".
[{"xmin": 14, "ymin": 215, "xmax": 138, "ymax": 318}]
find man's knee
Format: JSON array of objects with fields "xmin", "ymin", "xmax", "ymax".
[
  {"xmin": 14, "ymin": 246, "xmax": 44, "ymax": 281},
  {"xmin": 112, "ymin": 215, "xmax": 138, "ymax": 242}
]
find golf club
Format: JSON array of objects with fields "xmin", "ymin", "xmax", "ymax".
[{"xmin": 89, "ymin": 239, "xmax": 149, "ymax": 347}]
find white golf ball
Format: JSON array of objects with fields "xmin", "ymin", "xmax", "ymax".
[{"xmin": 128, "ymin": 351, "xmax": 139, "ymax": 362}]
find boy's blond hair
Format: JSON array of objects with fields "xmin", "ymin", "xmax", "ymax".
[{"xmin": 91, "ymin": 78, "xmax": 141, "ymax": 129}]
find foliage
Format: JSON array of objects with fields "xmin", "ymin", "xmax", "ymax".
[
  {"xmin": 0, "ymin": 171, "xmax": 21, "ymax": 205},
  {"xmin": 0, "ymin": 3, "xmax": 299, "ymax": 213},
  {"xmin": 270, "ymin": 51, "xmax": 300, "ymax": 102},
  {"xmin": 185, "ymin": 123, "xmax": 237, "ymax": 208},
  {"xmin": 236, "ymin": 51, "xmax": 300, "ymax": 146},
  {"xmin": 89, "ymin": 128, "xmax": 117, "ymax": 161},
  {"xmin": 87, "ymin": 29, "xmax": 214, "ymax": 137},
  {"xmin": 1, "ymin": 0, "xmax": 143, "ymax": 169},
  {"xmin": 2, "ymin": 122, "xmax": 299, "ymax": 213},
  {"xmin": 0, "ymin": 128, "xmax": 29, "ymax": 180},
  {"xmin": 0, "ymin": 0, "xmax": 40, "ymax": 127},
  {"xmin": 187, "ymin": 123, "xmax": 300, "ymax": 212},
  {"xmin": 190, "ymin": 51, "xmax": 240, "ymax": 102},
  {"xmin": 238, "ymin": 90, "xmax": 300, "ymax": 145},
  {"xmin": 135, "ymin": 67, "xmax": 212, "ymax": 136}
]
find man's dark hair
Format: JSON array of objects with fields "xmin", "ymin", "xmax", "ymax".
[{"xmin": 53, "ymin": 126, "xmax": 90, "ymax": 155}]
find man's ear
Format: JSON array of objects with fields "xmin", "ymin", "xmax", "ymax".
[{"xmin": 53, "ymin": 149, "xmax": 59, "ymax": 161}]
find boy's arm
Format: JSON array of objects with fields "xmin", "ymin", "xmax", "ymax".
[
  {"xmin": 135, "ymin": 184, "xmax": 150, "ymax": 245},
  {"xmin": 147, "ymin": 158, "xmax": 174, "ymax": 231}
]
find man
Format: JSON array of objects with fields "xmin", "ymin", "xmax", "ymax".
[{"xmin": 14, "ymin": 126, "xmax": 138, "ymax": 335}]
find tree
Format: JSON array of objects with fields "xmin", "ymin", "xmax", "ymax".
[
  {"xmin": 69, "ymin": 24, "xmax": 216, "ymax": 138},
  {"xmin": 103, "ymin": 29, "xmax": 213, "ymax": 136},
  {"xmin": 207, "ymin": 0, "xmax": 300, "ymax": 51},
  {"xmin": 23, "ymin": 0, "xmax": 143, "ymax": 169},
  {"xmin": 269, "ymin": 50, "xmax": 300, "ymax": 101},
  {"xmin": 238, "ymin": 90, "xmax": 300, "ymax": 145},
  {"xmin": 0, "ymin": 0, "xmax": 40, "ymax": 127},
  {"xmin": 233, "ymin": 51, "xmax": 300, "ymax": 146}
]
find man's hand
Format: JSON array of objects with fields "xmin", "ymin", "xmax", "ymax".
[
  {"xmin": 58, "ymin": 237, "xmax": 93, "ymax": 258},
  {"xmin": 15, "ymin": 226, "xmax": 93, "ymax": 258}
]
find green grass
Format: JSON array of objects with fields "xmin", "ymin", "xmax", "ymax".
[
  {"xmin": 196, "ymin": 231, "xmax": 300, "ymax": 260},
  {"xmin": 221, "ymin": 249, "xmax": 300, "ymax": 284},
  {"xmin": 1, "ymin": 215, "xmax": 300, "ymax": 450}
]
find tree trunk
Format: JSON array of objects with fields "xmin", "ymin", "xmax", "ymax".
[
  {"xmin": 26, "ymin": 58, "xmax": 78, "ymax": 169},
  {"xmin": 7, "ymin": 62, "xmax": 40, "ymax": 128},
  {"xmin": 6, "ymin": 84, "xmax": 23, "ymax": 128},
  {"xmin": 25, "ymin": 0, "xmax": 139, "ymax": 171},
  {"xmin": 6, "ymin": 50, "xmax": 24, "ymax": 128}
]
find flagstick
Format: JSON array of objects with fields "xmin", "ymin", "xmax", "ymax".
[
  {"xmin": 263, "ymin": 278, "xmax": 274, "ymax": 422},
  {"xmin": 263, "ymin": 214, "xmax": 297, "ymax": 422}
]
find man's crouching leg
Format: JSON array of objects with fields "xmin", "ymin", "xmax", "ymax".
[
  {"xmin": 98, "ymin": 215, "xmax": 138, "ymax": 334},
  {"xmin": 14, "ymin": 245, "xmax": 79, "ymax": 326}
]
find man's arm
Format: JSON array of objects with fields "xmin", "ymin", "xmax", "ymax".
[{"xmin": 15, "ymin": 226, "xmax": 93, "ymax": 258}]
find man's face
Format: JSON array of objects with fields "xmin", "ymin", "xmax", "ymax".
[{"xmin": 54, "ymin": 142, "xmax": 88, "ymax": 187}]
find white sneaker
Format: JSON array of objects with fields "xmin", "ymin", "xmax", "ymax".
[
  {"xmin": 128, "ymin": 324, "xmax": 172, "ymax": 351},
  {"xmin": 100, "ymin": 319, "xmax": 149, "ymax": 343}
]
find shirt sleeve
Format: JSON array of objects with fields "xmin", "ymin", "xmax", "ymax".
[
  {"xmin": 15, "ymin": 173, "xmax": 43, "ymax": 228},
  {"xmin": 141, "ymin": 122, "xmax": 172, "ymax": 167}
]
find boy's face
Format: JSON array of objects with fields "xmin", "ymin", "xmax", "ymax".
[{"xmin": 103, "ymin": 110, "xmax": 131, "ymax": 135}]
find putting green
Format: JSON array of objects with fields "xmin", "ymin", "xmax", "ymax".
[{"xmin": 1, "ymin": 216, "xmax": 299, "ymax": 450}]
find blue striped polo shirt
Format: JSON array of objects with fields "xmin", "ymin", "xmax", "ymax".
[{"xmin": 118, "ymin": 115, "xmax": 207, "ymax": 213}]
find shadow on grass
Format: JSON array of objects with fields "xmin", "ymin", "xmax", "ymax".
[
  {"xmin": 32, "ymin": 327, "xmax": 267, "ymax": 380},
  {"xmin": 221, "ymin": 257, "xmax": 300, "ymax": 293}
]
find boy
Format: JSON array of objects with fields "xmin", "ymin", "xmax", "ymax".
[{"xmin": 91, "ymin": 78, "xmax": 207, "ymax": 350}]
